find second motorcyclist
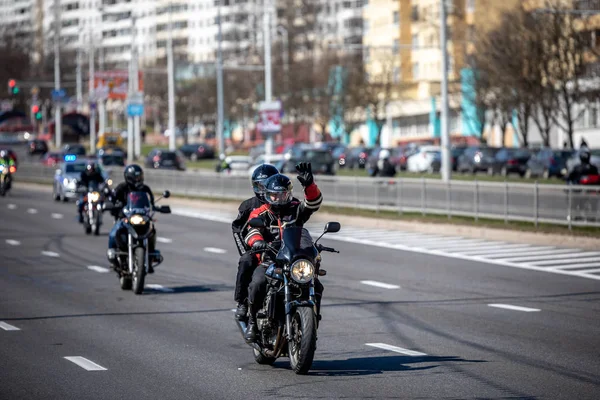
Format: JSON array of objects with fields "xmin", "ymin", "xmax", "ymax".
[
  {"xmin": 76, "ymin": 161, "xmax": 105, "ymax": 223},
  {"xmin": 107, "ymin": 164, "xmax": 162, "ymax": 273},
  {"xmin": 567, "ymin": 148, "xmax": 599, "ymax": 183},
  {"xmin": 243, "ymin": 162, "xmax": 324, "ymax": 342}
]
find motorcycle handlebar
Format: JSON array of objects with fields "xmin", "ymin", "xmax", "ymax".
[{"xmin": 317, "ymin": 244, "xmax": 339, "ymax": 253}]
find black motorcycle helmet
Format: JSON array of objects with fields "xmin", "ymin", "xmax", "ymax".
[
  {"xmin": 251, "ymin": 164, "xmax": 279, "ymax": 202},
  {"xmin": 124, "ymin": 164, "xmax": 144, "ymax": 189},
  {"xmin": 580, "ymin": 148, "xmax": 591, "ymax": 164},
  {"xmin": 85, "ymin": 161, "xmax": 97, "ymax": 175},
  {"xmin": 264, "ymin": 174, "xmax": 293, "ymax": 210}
]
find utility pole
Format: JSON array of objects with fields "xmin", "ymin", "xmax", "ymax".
[
  {"xmin": 97, "ymin": 5, "xmax": 106, "ymax": 136},
  {"xmin": 89, "ymin": 32, "xmax": 96, "ymax": 154},
  {"xmin": 277, "ymin": 26, "xmax": 289, "ymax": 96},
  {"xmin": 216, "ymin": 3, "xmax": 225, "ymax": 157},
  {"xmin": 53, "ymin": 0, "xmax": 62, "ymax": 148},
  {"xmin": 166, "ymin": 1, "xmax": 176, "ymax": 151},
  {"xmin": 439, "ymin": 0, "xmax": 451, "ymax": 182},
  {"xmin": 263, "ymin": 0, "xmax": 273, "ymax": 159},
  {"xmin": 76, "ymin": 28, "xmax": 83, "ymax": 112},
  {"xmin": 132, "ymin": 14, "xmax": 141, "ymax": 159}
]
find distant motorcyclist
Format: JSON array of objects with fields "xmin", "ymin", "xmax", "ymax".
[
  {"xmin": 232, "ymin": 164, "xmax": 280, "ymax": 321},
  {"xmin": 77, "ymin": 161, "xmax": 105, "ymax": 223},
  {"xmin": 243, "ymin": 163, "xmax": 324, "ymax": 342},
  {"xmin": 107, "ymin": 164, "xmax": 161, "ymax": 273},
  {"xmin": 373, "ymin": 149, "xmax": 396, "ymax": 178},
  {"xmin": 567, "ymin": 148, "xmax": 599, "ymax": 184},
  {"xmin": 0, "ymin": 150, "xmax": 15, "ymax": 189}
]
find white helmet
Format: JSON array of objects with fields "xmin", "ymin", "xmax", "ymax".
[{"xmin": 379, "ymin": 149, "xmax": 390, "ymax": 160}]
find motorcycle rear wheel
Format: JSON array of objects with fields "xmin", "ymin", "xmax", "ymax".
[
  {"xmin": 288, "ymin": 307, "xmax": 317, "ymax": 375},
  {"xmin": 132, "ymin": 247, "xmax": 146, "ymax": 295}
]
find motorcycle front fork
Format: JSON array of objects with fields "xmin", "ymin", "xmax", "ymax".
[{"xmin": 127, "ymin": 235, "xmax": 149, "ymax": 274}]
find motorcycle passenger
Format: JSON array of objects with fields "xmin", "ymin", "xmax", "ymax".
[
  {"xmin": 77, "ymin": 161, "xmax": 105, "ymax": 223},
  {"xmin": 567, "ymin": 148, "xmax": 599, "ymax": 183},
  {"xmin": 107, "ymin": 164, "xmax": 161, "ymax": 273},
  {"xmin": 232, "ymin": 164, "xmax": 279, "ymax": 320},
  {"xmin": 0, "ymin": 150, "xmax": 15, "ymax": 189},
  {"xmin": 373, "ymin": 149, "xmax": 396, "ymax": 178},
  {"xmin": 243, "ymin": 163, "xmax": 324, "ymax": 342}
]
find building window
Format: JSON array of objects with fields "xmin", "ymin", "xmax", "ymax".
[
  {"xmin": 590, "ymin": 103, "xmax": 598, "ymax": 127},
  {"xmin": 412, "ymin": 34, "xmax": 418, "ymax": 48},
  {"xmin": 412, "ymin": 62, "xmax": 419, "ymax": 79},
  {"xmin": 393, "ymin": 66, "xmax": 400, "ymax": 83},
  {"xmin": 393, "ymin": 11, "xmax": 399, "ymax": 25},
  {"xmin": 393, "ymin": 39, "xmax": 399, "ymax": 54},
  {"xmin": 411, "ymin": 5, "xmax": 419, "ymax": 21}
]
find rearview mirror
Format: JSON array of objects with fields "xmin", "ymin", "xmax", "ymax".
[
  {"xmin": 249, "ymin": 217, "xmax": 266, "ymax": 228},
  {"xmin": 163, "ymin": 190, "xmax": 171, "ymax": 199},
  {"xmin": 324, "ymin": 222, "xmax": 341, "ymax": 233}
]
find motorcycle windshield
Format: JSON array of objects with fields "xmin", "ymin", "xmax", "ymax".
[
  {"xmin": 276, "ymin": 227, "xmax": 318, "ymax": 264},
  {"xmin": 124, "ymin": 191, "xmax": 151, "ymax": 215}
]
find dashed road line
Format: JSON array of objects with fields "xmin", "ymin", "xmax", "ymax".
[
  {"xmin": 27, "ymin": 208, "xmax": 38, "ymax": 214},
  {"xmin": 87, "ymin": 266, "xmax": 110, "ymax": 273},
  {"xmin": 499, "ymin": 252, "xmax": 600, "ymax": 263},
  {"xmin": 204, "ymin": 247, "xmax": 227, "ymax": 254},
  {"xmin": 146, "ymin": 284, "xmax": 175, "ymax": 293},
  {"xmin": 484, "ymin": 249, "xmax": 578, "ymax": 260},
  {"xmin": 360, "ymin": 280, "xmax": 400, "ymax": 290},
  {"xmin": 366, "ymin": 343, "xmax": 427, "ymax": 356},
  {"xmin": 64, "ymin": 357, "xmax": 107, "ymax": 371},
  {"xmin": 41, "ymin": 251, "xmax": 60, "ymax": 257},
  {"xmin": 157, "ymin": 237, "xmax": 173, "ymax": 244},
  {"xmin": 0, "ymin": 321, "xmax": 20, "ymax": 331},
  {"xmin": 5, "ymin": 239, "xmax": 20, "ymax": 246},
  {"xmin": 51, "ymin": 213, "xmax": 64, "ymax": 219},
  {"xmin": 488, "ymin": 304, "xmax": 541, "ymax": 312}
]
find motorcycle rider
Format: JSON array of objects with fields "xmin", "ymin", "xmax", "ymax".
[
  {"xmin": 0, "ymin": 149, "xmax": 15, "ymax": 190},
  {"xmin": 107, "ymin": 164, "xmax": 161, "ymax": 273},
  {"xmin": 243, "ymin": 163, "xmax": 324, "ymax": 342},
  {"xmin": 232, "ymin": 164, "xmax": 279, "ymax": 320},
  {"xmin": 76, "ymin": 161, "xmax": 105, "ymax": 223},
  {"xmin": 373, "ymin": 149, "xmax": 396, "ymax": 177},
  {"xmin": 567, "ymin": 148, "xmax": 599, "ymax": 183}
]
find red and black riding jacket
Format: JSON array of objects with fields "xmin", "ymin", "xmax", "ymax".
[{"xmin": 243, "ymin": 183, "xmax": 322, "ymax": 247}]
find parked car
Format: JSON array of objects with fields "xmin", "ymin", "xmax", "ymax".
[
  {"xmin": 28, "ymin": 139, "xmax": 48, "ymax": 156},
  {"xmin": 179, "ymin": 143, "xmax": 216, "ymax": 161},
  {"xmin": 52, "ymin": 159, "xmax": 109, "ymax": 201},
  {"xmin": 406, "ymin": 146, "xmax": 441, "ymax": 173},
  {"xmin": 391, "ymin": 146, "xmax": 419, "ymax": 171},
  {"xmin": 566, "ymin": 148, "xmax": 600, "ymax": 174},
  {"xmin": 457, "ymin": 146, "xmax": 499, "ymax": 174},
  {"xmin": 98, "ymin": 153, "xmax": 126, "ymax": 169},
  {"xmin": 331, "ymin": 145, "xmax": 348, "ymax": 168},
  {"xmin": 525, "ymin": 149, "xmax": 573, "ymax": 178},
  {"xmin": 490, "ymin": 148, "xmax": 531, "ymax": 177},
  {"xmin": 41, "ymin": 152, "xmax": 62, "ymax": 167},
  {"xmin": 344, "ymin": 146, "xmax": 370, "ymax": 169},
  {"xmin": 145, "ymin": 149, "xmax": 186, "ymax": 171},
  {"xmin": 62, "ymin": 143, "xmax": 86, "ymax": 156},
  {"xmin": 283, "ymin": 148, "xmax": 336, "ymax": 175}
]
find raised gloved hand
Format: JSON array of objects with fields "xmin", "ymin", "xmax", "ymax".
[
  {"xmin": 295, "ymin": 162, "xmax": 314, "ymax": 187},
  {"xmin": 252, "ymin": 240, "xmax": 268, "ymax": 252}
]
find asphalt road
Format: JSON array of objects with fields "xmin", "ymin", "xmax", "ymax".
[{"xmin": 1, "ymin": 187, "xmax": 599, "ymax": 399}]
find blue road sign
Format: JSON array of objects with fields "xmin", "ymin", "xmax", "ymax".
[
  {"xmin": 51, "ymin": 89, "xmax": 66, "ymax": 101},
  {"xmin": 127, "ymin": 103, "xmax": 144, "ymax": 117}
]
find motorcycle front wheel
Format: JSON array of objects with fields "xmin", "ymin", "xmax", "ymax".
[
  {"xmin": 132, "ymin": 247, "xmax": 146, "ymax": 295},
  {"xmin": 288, "ymin": 307, "xmax": 317, "ymax": 375}
]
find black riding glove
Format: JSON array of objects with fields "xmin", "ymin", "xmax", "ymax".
[
  {"xmin": 252, "ymin": 240, "xmax": 268, "ymax": 251},
  {"xmin": 296, "ymin": 162, "xmax": 314, "ymax": 187}
]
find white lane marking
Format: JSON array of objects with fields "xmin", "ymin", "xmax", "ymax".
[
  {"xmin": 527, "ymin": 256, "xmax": 600, "ymax": 266},
  {"xmin": 27, "ymin": 208, "xmax": 38, "ymax": 214},
  {"xmin": 156, "ymin": 237, "xmax": 173, "ymax": 244},
  {"xmin": 361, "ymin": 280, "xmax": 400, "ymax": 290},
  {"xmin": 41, "ymin": 251, "xmax": 60, "ymax": 257},
  {"xmin": 575, "ymin": 268, "xmax": 600, "ymax": 275},
  {"xmin": 172, "ymin": 207, "xmax": 600, "ymax": 282},
  {"xmin": 145, "ymin": 284, "xmax": 175, "ymax": 293},
  {"xmin": 51, "ymin": 213, "xmax": 64, "ymax": 219},
  {"xmin": 549, "ymin": 262, "xmax": 600, "ymax": 270},
  {"xmin": 0, "ymin": 321, "xmax": 20, "ymax": 331},
  {"xmin": 5, "ymin": 239, "xmax": 20, "ymax": 246},
  {"xmin": 461, "ymin": 246, "xmax": 548, "ymax": 256},
  {"xmin": 204, "ymin": 247, "xmax": 227, "ymax": 254},
  {"xmin": 87, "ymin": 266, "xmax": 110, "ymax": 273},
  {"xmin": 488, "ymin": 304, "xmax": 541, "ymax": 312},
  {"xmin": 7, "ymin": 204, "xmax": 17, "ymax": 210},
  {"xmin": 64, "ymin": 357, "xmax": 107, "ymax": 371},
  {"xmin": 448, "ymin": 243, "xmax": 530, "ymax": 253},
  {"xmin": 484, "ymin": 249, "xmax": 578, "ymax": 259},
  {"xmin": 366, "ymin": 343, "xmax": 427, "ymax": 356},
  {"xmin": 498, "ymin": 252, "xmax": 600, "ymax": 263},
  {"xmin": 426, "ymin": 241, "xmax": 509, "ymax": 252}
]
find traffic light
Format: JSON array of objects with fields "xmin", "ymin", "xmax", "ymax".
[
  {"xmin": 35, "ymin": 112, "xmax": 42, "ymax": 120},
  {"xmin": 31, "ymin": 104, "xmax": 39, "ymax": 114},
  {"xmin": 7, "ymin": 79, "xmax": 19, "ymax": 95}
]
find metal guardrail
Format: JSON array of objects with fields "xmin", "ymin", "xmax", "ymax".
[{"xmin": 15, "ymin": 162, "xmax": 600, "ymax": 229}]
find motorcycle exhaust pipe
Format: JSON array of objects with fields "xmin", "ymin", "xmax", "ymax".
[{"xmin": 235, "ymin": 319, "xmax": 248, "ymax": 337}]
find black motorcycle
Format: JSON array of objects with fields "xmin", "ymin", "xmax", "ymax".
[
  {"xmin": 0, "ymin": 164, "xmax": 14, "ymax": 196},
  {"xmin": 108, "ymin": 190, "xmax": 171, "ymax": 294},
  {"xmin": 236, "ymin": 219, "xmax": 341, "ymax": 374},
  {"xmin": 80, "ymin": 181, "xmax": 105, "ymax": 235}
]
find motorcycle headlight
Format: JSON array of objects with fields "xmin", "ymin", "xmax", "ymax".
[
  {"xmin": 89, "ymin": 192, "xmax": 100, "ymax": 202},
  {"xmin": 290, "ymin": 260, "xmax": 315, "ymax": 284},
  {"xmin": 129, "ymin": 214, "xmax": 146, "ymax": 225}
]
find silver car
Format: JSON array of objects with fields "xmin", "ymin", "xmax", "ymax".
[{"xmin": 52, "ymin": 161, "xmax": 109, "ymax": 202}]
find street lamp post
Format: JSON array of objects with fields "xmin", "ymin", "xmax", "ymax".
[
  {"xmin": 439, "ymin": 0, "xmax": 451, "ymax": 182},
  {"xmin": 216, "ymin": 3, "xmax": 225, "ymax": 157},
  {"xmin": 263, "ymin": 0, "xmax": 274, "ymax": 160},
  {"xmin": 88, "ymin": 31, "xmax": 96, "ymax": 154},
  {"xmin": 53, "ymin": 0, "xmax": 62, "ymax": 148},
  {"xmin": 276, "ymin": 25, "xmax": 289, "ymax": 96},
  {"xmin": 167, "ymin": 1, "xmax": 176, "ymax": 151}
]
